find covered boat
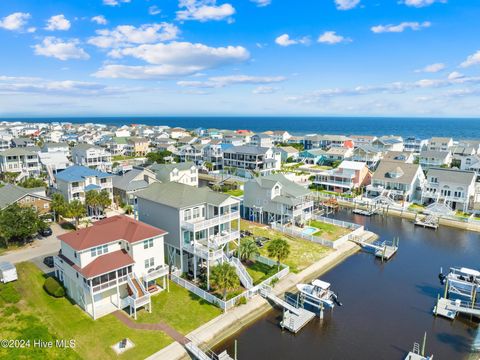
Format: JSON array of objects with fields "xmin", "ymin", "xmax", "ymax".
[{"xmin": 296, "ymin": 279, "xmax": 342, "ymax": 308}]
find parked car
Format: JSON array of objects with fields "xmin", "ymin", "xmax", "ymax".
[
  {"xmin": 92, "ymin": 214, "xmax": 107, "ymax": 221},
  {"xmin": 43, "ymin": 256, "xmax": 54, "ymax": 268},
  {"xmin": 39, "ymin": 227, "xmax": 53, "ymax": 237}
]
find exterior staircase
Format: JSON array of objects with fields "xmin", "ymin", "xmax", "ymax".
[
  {"xmin": 126, "ymin": 274, "xmax": 151, "ymax": 319},
  {"xmin": 223, "ymin": 254, "xmax": 253, "ymax": 289}
]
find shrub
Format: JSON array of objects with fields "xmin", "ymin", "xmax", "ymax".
[
  {"xmin": 237, "ymin": 296, "xmax": 247, "ymax": 306},
  {"xmin": 43, "ymin": 277, "xmax": 65, "ymax": 298},
  {"xmin": 270, "ymin": 277, "xmax": 279, "ymax": 288}
]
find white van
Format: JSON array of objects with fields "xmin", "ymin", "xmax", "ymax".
[{"xmin": 0, "ymin": 262, "xmax": 18, "ymax": 283}]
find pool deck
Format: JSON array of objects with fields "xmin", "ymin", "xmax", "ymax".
[{"xmin": 148, "ymin": 230, "xmax": 378, "ymax": 360}]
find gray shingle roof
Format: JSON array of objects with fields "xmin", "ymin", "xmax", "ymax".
[
  {"xmin": 372, "ymin": 160, "xmax": 421, "ymax": 185},
  {"xmin": 136, "ymin": 182, "xmax": 234, "ymax": 208},
  {"xmin": 223, "ymin": 146, "xmax": 270, "ymax": 155},
  {"xmin": 427, "ymin": 168, "xmax": 475, "ymax": 184},
  {"xmin": 0, "ymin": 184, "xmax": 49, "ymax": 209}
]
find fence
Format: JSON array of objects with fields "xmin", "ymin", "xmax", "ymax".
[
  {"xmin": 171, "ymin": 259, "xmax": 290, "ymax": 311},
  {"xmin": 272, "ymin": 215, "xmax": 364, "ymax": 249}
]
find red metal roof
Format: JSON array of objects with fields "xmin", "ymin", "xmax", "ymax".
[
  {"xmin": 58, "ymin": 215, "xmax": 167, "ymax": 251},
  {"xmin": 67, "ymin": 249, "xmax": 134, "ymax": 278}
]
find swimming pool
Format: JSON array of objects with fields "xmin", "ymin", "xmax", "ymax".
[{"xmin": 302, "ymin": 227, "xmax": 317, "ymax": 235}]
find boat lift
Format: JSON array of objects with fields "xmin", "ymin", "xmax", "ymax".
[
  {"xmin": 433, "ymin": 275, "xmax": 480, "ymax": 320},
  {"xmin": 349, "ymin": 235, "xmax": 399, "ymax": 262}
]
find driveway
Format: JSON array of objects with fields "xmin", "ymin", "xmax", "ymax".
[{"xmin": 0, "ymin": 223, "xmax": 68, "ymax": 265}]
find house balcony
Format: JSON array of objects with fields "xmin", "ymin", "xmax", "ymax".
[
  {"xmin": 182, "ymin": 210, "xmax": 240, "ymax": 232},
  {"xmin": 88, "ymin": 274, "xmax": 129, "ymax": 294},
  {"xmin": 314, "ymin": 179, "xmax": 354, "ymax": 189},
  {"xmin": 182, "ymin": 243, "xmax": 225, "ymax": 261},
  {"xmin": 204, "ymin": 230, "xmax": 240, "ymax": 248},
  {"xmin": 142, "ymin": 265, "xmax": 169, "ymax": 283}
]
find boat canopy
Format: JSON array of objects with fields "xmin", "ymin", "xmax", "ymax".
[
  {"xmin": 312, "ymin": 279, "xmax": 331, "ymax": 289},
  {"xmin": 459, "ymin": 267, "xmax": 480, "ymax": 277}
]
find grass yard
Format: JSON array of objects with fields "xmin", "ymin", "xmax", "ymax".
[
  {"xmin": 245, "ymin": 261, "xmax": 278, "ymax": 285},
  {"xmin": 136, "ymin": 280, "xmax": 222, "ymax": 334},
  {"xmin": 408, "ymin": 203, "xmax": 426, "ymax": 212},
  {"xmin": 1, "ymin": 262, "xmax": 172, "ymax": 360},
  {"xmin": 308, "ymin": 220, "xmax": 351, "ymax": 241},
  {"xmin": 241, "ymin": 220, "xmax": 331, "ymax": 273},
  {"xmin": 224, "ymin": 189, "xmax": 244, "ymax": 197}
]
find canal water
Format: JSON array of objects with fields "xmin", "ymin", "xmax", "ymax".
[{"xmin": 215, "ymin": 210, "xmax": 480, "ymax": 359}]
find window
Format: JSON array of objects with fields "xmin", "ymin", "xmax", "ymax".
[
  {"xmin": 74, "ymin": 252, "xmax": 77, "ymax": 258},
  {"xmin": 184, "ymin": 209, "xmax": 191, "ymax": 221},
  {"xmin": 193, "ymin": 207, "xmax": 200, "ymax": 219},
  {"xmin": 143, "ymin": 238, "xmax": 154, "ymax": 249},
  {"xmin": 90, "ymin": 244, "xmax": 109, "ymax": 257},
  {"xmin": 144, "ymin": 257, "xmax": 155, "ymax": 269}
]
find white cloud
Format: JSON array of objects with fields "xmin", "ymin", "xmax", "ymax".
[
  {"xmin": 103, "ymin": 0, "xmax": 131, "ymax": 6},
  {"xmin": 403, "ymin": 0, "xmax": 447, "ymax": 8},
  {"xmin": 371, "ymin": 21, "xmax": 431, "ymax": 33},
  {"xmin": 0, "ymin": 12, "xmax": 31, "ymax": 31},
  {"xmin": 253, "ymin": 86, "xmax": 279, "ymax": 94},
  {"xmin": 317, "ymin": 31, "xmax": 350, "ymax": 44},
  {"xmin": 91, "ymin": 15, "xmax": 108, "ymax": 25},
  {"xmin": 177, "ymin": 0, "xmax": 235, "ymax": 22},
  {"xmin": 94, "ymin": 42, "xmax": 250, "ymax": 79},
  {"xmin": 335, "ymin": 0, "xmax": 360, "ymax": 10},
  {"xmin": 177, "ymin": 75, "xmax": 286, "ymax": 88},
  {"xmin": 460, "ymin": 50, "xmax": 480, "ymax": 68},
  {"xmin": 149, "ymin": 6, "xmax": 162, "ymax": 15},
  {"xmin": 251, "ymin": 0, "xmax": 271, "ymax": 7},
  {"xmin": 447, "ymin": 71, "xmax": 464, "ymax": 80},
  {"xmin": 33, "ymin": 37, "xmax": 89, "ymax": 61},
  {"xmin": 415, "ymin": 63, "xmax": 445, "ymax": 73},
  {"xmin": 88, "ymin": 23, "xmax": 179, "ymax": 48},
  {"xmin": 0, "ymin": 75, "xmax": 138, "ymax": 96},
  {"xmin": 45, "ymin": 14, "xmax": 71, "ymax": 31},
  {"xmin": 275, "ymin": 34, "xmax": 310, "ymax": 47}
]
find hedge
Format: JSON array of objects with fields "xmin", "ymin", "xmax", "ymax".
[{"xmin": 43, "ymin": 277, "xmax": 65, "ymax": 298}]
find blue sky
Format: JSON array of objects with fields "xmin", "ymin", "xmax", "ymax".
[{"xmin": 0, "ymin": 0, "xmax": 479, "ymax": 117}]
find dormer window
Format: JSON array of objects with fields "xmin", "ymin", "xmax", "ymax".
[{"xmin": 387, "ymin": 167, "xmax": 404, "ymax": 179}]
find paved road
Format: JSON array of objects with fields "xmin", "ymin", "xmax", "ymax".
[{"xmin": 0, "ymin": 223, "xmax": 68, "ymax": 265}]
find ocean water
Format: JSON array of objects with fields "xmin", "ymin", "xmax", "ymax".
[{"xmin": 4, "ymin": 116, "xmax": 480, "ymax": 139}]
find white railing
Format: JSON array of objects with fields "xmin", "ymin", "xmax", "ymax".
[
  {"xmin": 271, "ymin": 222, "xmax": 335, "ymax": 248},
  {"xmin": 183, "ymin": 243, "xmax": 225, "ymax": 261},
  {"xmin": 171, "ymin": 274, "xmax": 224, "ymax": 308},
  {"xmin": 142, "ymin": 265, "xmax": 169, "ymax": 283},
  {"xmin": 127, "ymin": 274, "xmax": 139, "ymax": 298},
  {"xmin": 311, "ymin": 215, "xmax": 362, "ymax": 230},
  {"xmin": 129, "ymin": 293, "xmax": 151, "ymax": 309},
  {"xmin": 229, "ymin": 256, "xmax": 253, "ymax": 289},
  {"xmin": 209, "ymin": 230, "xmax": 240, "ymax": 248},
  {"xmin": 92, "ymin": 274, "xmax": 128, "ymax": 293},
  {"xmin": 182, "ymin": 210, "xmax": 240, "ymax": 232}
]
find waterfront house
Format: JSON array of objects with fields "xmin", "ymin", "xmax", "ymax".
[
  {"xmin": 366, "ymin": 160, "xmax": 425, "ymax": 202},
  {"xmin": 54, "ymin": 215, "xmax": 169, "ymax": 319},
  {"xmin": 371, "ymin": 136, "xmax": 404, "ymax": 152},
  {"xmin": 250, "ymin": 134, "xmax": 274, "ymax": 148},
  {"xmin": 223, "ymin": 146, "xmax": 281, "ymax": 177},
  {"xmin": 302, "ymin": 134, "xmax": 353, "ymax": 150},
  {"xmin": 243, "ymin": 174, "xmax": 313, "ymax": 225},
  {"xmin": 278, "ymin": 146, "xmax": 300, "ymax": 162},
  {"xmin": 313, "ymin": 161, "xmax": 371, "ymax": 194},
  {"xmin": 136, "ymin": 182, "xmax": 243, "ymax": 290},
  {"xmin": 125, "ymin": 137, "xmax": 149, "ymax": 157},
  {"xmin": 351, "ymin": 145, "xmax": 383, "ymax": 168},
  {"xmin": 403, "ymin": 136, "xmax": 428, "ymax": 153},
  {"xmin": 0, "ymin": 148, "xmax": 41, "ymax": 178},
  {"xmin": 428, "ymin": 137, "xmax": 453, "ymax": 152},
  {"xmin": 149, "ymin": 162, "xmax": 198, "ymax": 187},
  {"xmin": 54, "ymin": 165, "xmax": 113, "ymax": 203},
  {"xmin": 270, "ymin": 130, "xmax": 292, "ymax": 144},
  {"xmin": 298, "ymin": 149, "xmax": 327, "ymax": 165},
  {"xmin": 382, "ymin": 151, "xmax": 415, "ymax": 164},
  {"xmin": 419, "ymin": 150, "xmax": 452, "ymax": 170},
  {"xmin": 72, "ymin": 143, "xmax": 112, "ymax": 172},
  {"xmin": 421, "ymin": 168, "xmax": 476, "ymax": 212},
  {"xmin": 112, "ymin": 167, "xmax": 158, "ymax": 205},
  {"xmin": 0, "ymin": 184, "xmax": 51, "ymax": 215}
]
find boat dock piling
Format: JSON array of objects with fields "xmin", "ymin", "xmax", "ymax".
[
  {"xmin": 349, "ymin": 235, "xmax": 399, "ymax": 262},
  {"xmin": 433, "ymin": 296, "xmax": 480, "ymax": 320}
]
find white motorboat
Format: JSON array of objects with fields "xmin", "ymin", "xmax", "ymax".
[
  {"xmin": 296, "ymin": 279, "xmax": 342, "ymax": 308},
  {"xmin": 439, "ymin": 267, "xmax": 480, "ymax": 297}
]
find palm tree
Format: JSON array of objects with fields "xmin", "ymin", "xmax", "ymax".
[
  {"xmin": 66, "ymin": 200, "xmax": 87, "ymax": 229},
  {"xmin": 51, "ymin": 193, "xmax": 67, "ymax": 222},
  {"xmin": 210, "ymin": 263, "xmax": 239, "ymax": 300},
  {"xmin": 267, "ymin": 238, "xmax": 290, "ymax": 271},
  {"xmin": 85, "ymin": 190, "xmax": 99, "ymax": 216},
  {"xmin": 97, "ymin": 190, "xmax": 112, "ymax": 215},
  {"xmin": 237, "ymin": 238, "xmax": 260, "ymax": 264}
]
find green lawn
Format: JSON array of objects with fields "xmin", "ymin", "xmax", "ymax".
[
  {"xmin": 307, "ymin": 220, "xmax": 351, "ymax": 241},
  {"xmin": 455, "ymin": 211, "xmax": 471, "ymax": 219},
  {"xmin": 136, "ymin": 280, "xmax": 222, "ymax": 334},
  {"xmin": 2, "ymin": 262, "xmax": 172, "ymax": 360},
  {"xmin": 224, "ymin": 189, "xmax": 244, "ymax": 197},
  {"xmin": 408, "ymin": 203, "xmax": 426, "ymax": 212},
  {"xmin": 241, "ymin": 220, "xmax": 331, "ymax": 273},
  {"xmin": 245, "ymin": 261, "xmax": 278, "ymax": 285},
  {"xmin": 112, "ymin": 155, "xmax": 140, "ymax": 161}
]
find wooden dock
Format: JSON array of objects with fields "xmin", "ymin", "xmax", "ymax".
[
  {"xmin": 352, "ymin": 208, "xmax": 376, "ymax": 216},
  {"xmin": 414, "ymin": 214, "xmax": 439, "ymax": 230},
  {"xmin": 350, "ymin": 235, "xmax": 399, "ymax": 262},
  {"xmin": 433, "ymin": 297, "xmax": 480, "ymax": 320}
]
